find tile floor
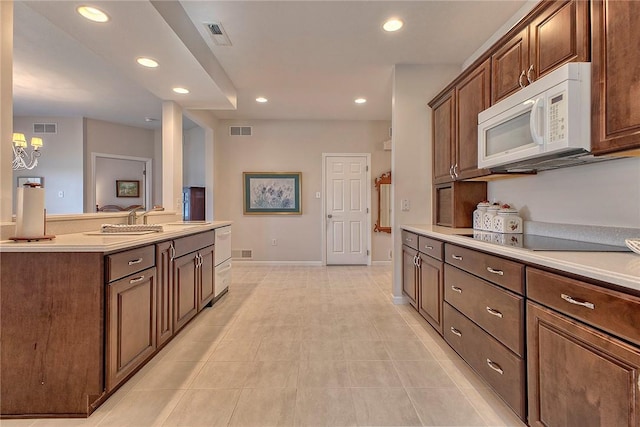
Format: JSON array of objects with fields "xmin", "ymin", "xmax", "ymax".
[{"xmin": 1, "ymin": 264, "xmax": 526, "ymax": 427}]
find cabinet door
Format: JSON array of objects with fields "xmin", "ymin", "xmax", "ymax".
[
  {"xmin": 455, "ymin": 59, "xmax": 491, "ymax": 180},
  {"xmin": 491, "ymin": 27, "xmax": 529, "ymax": 104},
  {"xmin": 107, "ymin": 267, "xmax": 156, "ymax": 391},
  {"xmin": 402, "ymin": 245, "xmax": 418, "ymax": 308},
  {"xmin": 591, "ymin": 0, "xmax": 640, "ymax": 155},
  {"xmin": 529, "ymin": 0, "xmax": 589, "ymax": 81},
  {"xmin": 198, "ymin": 245, "xmax": 215, "ymax": 310},
  {"xmin": 527, "ymin": 302, "xmax": 640, "ymax": 427},
  {"xmin": 156, "ymin": 241, "xmax": 173, "ymax": 347},
  {"xmin": 432, "ymin": 91, "xmax": 455, "ymax": 184},
  {"xmin": 173, "ymin": 253, "xmax": 198, "ymax": 332},
  {"xmin": 418, "ymin": 253, "xmax": 443, "ymax": 335}
]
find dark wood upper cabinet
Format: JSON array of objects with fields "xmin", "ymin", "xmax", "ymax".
[
  {"xmin": 491, "ymin": 0, "xmax": 589, "ymax": 104},
  {"xmin": 456, "ymin": 59, "xmax": 492, "ymax": 180},
  {"xmin": 432, "ymin": 90, "xmax": 456, "ymax": 184},
  {"xmin": 591, "ymin": 0, "xmax": 640, "ymax": 155}
]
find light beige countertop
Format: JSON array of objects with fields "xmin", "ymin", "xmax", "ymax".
[
  {"xmin": 0, "ymin": 221, "xmax": 232, "ymax": 254},
  {"xmin": 402, "ymin": 224, "xmax": 640, "ymax": 293}
]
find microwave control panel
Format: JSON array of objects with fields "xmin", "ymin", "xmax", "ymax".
[{"xmin": 548, "ymin": 91, "xmax": 567, "ymax": 143}]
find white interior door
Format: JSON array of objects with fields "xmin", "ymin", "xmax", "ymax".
[{"xmin": 325, "ymin": 155, "xmax": 369, "ymax": 265}]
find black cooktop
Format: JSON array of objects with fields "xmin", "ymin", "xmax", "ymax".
[{"xmin": 459, "ymin": 232, "xmax": 631, "ymax": 252}]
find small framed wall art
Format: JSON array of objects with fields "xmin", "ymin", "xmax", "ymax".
[
  {"xmin": 243, "ymin": 172, "xmax": 302, "ymax": 215},
  {"xmin": 116, "ymin": 180, "xmax": 140, "ymax": 198}
]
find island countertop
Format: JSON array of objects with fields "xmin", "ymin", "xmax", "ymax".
[
  {"xmin": 0, "ymin": 221, "xmax": 232, "ymax": 254},
  {"xmin": 402, "ymin": 224, "xmax": 640, "ymax": 293}
]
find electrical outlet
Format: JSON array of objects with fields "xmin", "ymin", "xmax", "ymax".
[
  {"xmin": 401, "ymin": 199, "xmax": 410, "ymax": 211},
  {"xmin": 315, "ymin": 192, "xmax": 321, "ymax": 199},
  {"xmin": 271, "ymin": 238, "xmax": 277, "ymax": 246},
  {"xmin": 57, "ymin": 191, "xmax": 64, "ymax": 198}
]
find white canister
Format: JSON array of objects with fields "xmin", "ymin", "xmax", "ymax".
[
  {"xmin": 482, "ymin": 203, "xmax": 501, "ymax": 231},
  {"xmin": 473, "ymin": 201, "xmax": 490, "ymax": 230},
  {"xmin": 492, "ymin": 204, "xmax": 523, "ymax": 234},
  {"xmin": 16, "ymin": 185, "xmax": 46, "ymax": 238}
]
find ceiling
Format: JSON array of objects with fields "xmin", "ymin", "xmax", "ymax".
[{"xmin": 12, "ymin": 0, "xmax": 528, "ymax": 129}]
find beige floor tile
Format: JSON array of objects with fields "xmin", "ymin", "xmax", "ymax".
[
  {"xmin": 243, "ymin": 361, "xmax": 299, "ymax": 388},
  {"xmin": 228, "ymin": 388, "xmax": 296, "ymax": 427},
  {"xmin": 342, "ymin": 340, "xmax": 390, "ymax": 361},
  {"xmin": 336, "ymin": 321, "xmax": 381, "ymax": 340},
  {"xmin": 256, "ymin": 339, "xmax": 301, "ymax": 361},
  {"xmin": 406, "ymin": 387, "xmax": 487, "ymax": 426},
  {"xmin": 132, "ymin": 361, "xmax": 204, "ymax": 390},
  {"xmin": 394, "ymin": 360, "xmax": 457, "ymax": 388},
  {"xmin": 297, "ymin": 360, "xmax": 350, "ymax": 387},
  {"xmin": 209, "ymin": 339, "xmax": 261, "ymax": 361},
  {"xmin": 197, "ymin": 307, "xmax": 239, "ymax": 326},
  {"xmin": 261, "ymin": 323, "xmax": 302, "ymax": 340},
  {"xmin": 373, "ymin": 320, "xmax": 418, "ymax": 340},
  {"xmin": 161, "ymin": 389, "xmax": 241, "ymax": 427},
  {"xmin": 158, "ymin": 339, "xmax": 218, "ymax": 362},
  {"xmin": 300, "ymin": 321, "xmax": 341, "ymax": 339},
  {"xmin": 350, "ymin": 388, "xmax": 421, "ymax": 426},
  {"xmin": 294, "ymin": 388, "xmax": 357, "ymax": 427},
  {"xmin": 437, "ymin": 358, "xmax": 490, "ymax": 390},
  {"xmin": 384, "ymin": 339, "xmax": 435, "ymax": 360},
  {"xmin": 190, "ymin": 361, "xmax": 251, "ymax": 389},
  {"xmin": 0, "ymin": 421, "xmax": 35, "ymax": 427},
  {"xmin": 96, "ymin": 389, "xmax": 186, "ymax": 427},
  {"xmin": 462, "ymin": 387, "xmax": 527, "ymax": 427},
  {"xmin": 347, "ymin": 360, "xmax": 402, "ymax": 387},
  {"xmin": 299, "ymin": 340, "xmax": 344, "ymax": 360},
  {"xmin": 180, "ymin": 322, "xmax": 228, "ymax": 342}
]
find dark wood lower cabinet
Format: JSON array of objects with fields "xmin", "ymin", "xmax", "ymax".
[
  {"xmin": 106, "ymin": 267, "xmax": 157, "ymax": 391},
  {"xmin": 402, "ymin": 245, "xmax": 418, "ymax": 308},
  {"xmin": 156, "ymin": 241, "xmax": 174, "ymax": 347},
  {"xmin": 174, "ymin": 252, "xmax": 199, "ymax": 333},
  {"xmin": 527, "ymin": 301, "xmax": 640, "ymax": 427},
  {"xmin": 198, "ymin": 245, "xmax": 215, "ymax": 310},
  {"xmin": 418, "ymin": 253, "xmax": 444, "ymax": 334}
]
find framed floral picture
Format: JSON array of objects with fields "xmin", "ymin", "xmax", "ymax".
[
  {"xmin": 116, "ymin": 180, "xmax": 140, "ymax": 198},
  {"xmin": 243, "ymin": 172, "xmax": 302, "ymax": 215}
]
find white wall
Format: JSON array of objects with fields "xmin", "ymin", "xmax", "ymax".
[
  {"xmin": 95, "ymin": 157, "xmax": 145, "ymax": 209},
  {"xmin": 489, "ymin": 157, "xmax": 640, "ymax": 228},
  {"xmin": 391, "ymin": 64, "xmax": 461, "ymax": 301},
  {"xmin": 13, "ymin": 116, "xmax": 84, "ymax": 214},
  {"xmin": 183, "ymin": 125, "xmax": 205, "ymax": 187},
  {"xmin": 84, "ymin": 118, "xmax": 155, "ymax": 212},
  {"xmin": 0, "ymin": 1, "xmax": 13, "ymax": 222},
  {"xmin": 214, "ymin": 119, "xmax": 392, "ymax": 263}
]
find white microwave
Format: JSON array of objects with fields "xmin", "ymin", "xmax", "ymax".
[{"xmin": 478, "ymin": 62, "xmax": 591, "ymax": 170}]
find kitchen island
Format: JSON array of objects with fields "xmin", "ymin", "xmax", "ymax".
[{"xmin": 0, "ymin": 221, "xmax": 231, "ymax": 418}]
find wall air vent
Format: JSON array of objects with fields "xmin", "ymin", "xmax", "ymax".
[
  {"xmin": 231, "ymin": 249, "xmax": 253, "ymax": 260},
  {"xmin": 204, "ymin": 22, "xmax": 232, "ymax": 46},
  {"xmin": 229, "ymin": 126, "xmax": 252, "ymax": 136},
  {"xmin": 33, "ymin": 123, "xmax": 57, "ymax": 134}
]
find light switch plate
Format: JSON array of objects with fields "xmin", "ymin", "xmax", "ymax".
[
  {"xmin": 401, "ymin": 199, "xmax": 410, "ymax": 211},
  {"xmin": 315, "ymin": 192, "xmax": 321, "ymax": 199}
]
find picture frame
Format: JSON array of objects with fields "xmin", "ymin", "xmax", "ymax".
[
  {"xmin": 17, "ymin": 176, "xmax": 44, "ymax": 188},
  {"xmin": 243, "ymin": 172, "xmax": 302, "ymax": 215},
  {"xmin": 116, "ymin": 180, "xmax": 140, "ymax": 198}
]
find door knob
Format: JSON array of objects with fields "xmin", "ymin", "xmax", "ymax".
[{"xmin": 327, "ymin": 214, "xmax": 333, "ymax": 218}]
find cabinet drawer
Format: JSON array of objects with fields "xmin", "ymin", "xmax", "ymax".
[
  {"xmin": 174, "ymin": 230, "xmax": 215, "ymax": 258},
  {"xmin": 106, "ymin": 245, "xmax": 155, "ymax": 283},
  {"xmin": 402, "ymin": 230, "xmax": 419, "ymax": 250},
  {"xmin": 444, "ymin": 303, "xmax": 525, "ymax": 420},
  {"xmin": 215, "ymin": 258, "xmax": 232, "ymax": 297},
  {"xmin": 214, "ymin": 226, "xmax": 232, "ymax": 266},
  {"xmin": 527, "ymin": 268, "xmax": 640, "ymax": 347},
  {"xmin": 444, "ymin": 244, "xmax": 524, "ymax": 294},
  {"xmin": 445, "ymin": 264, "xmax": 524, "ymax": 357},
  {"xmin": 418, "ymin": 236, "xmax": 443, "ymax": 260}
]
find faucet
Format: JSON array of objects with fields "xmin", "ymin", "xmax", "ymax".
[{"xmin": 128, "ymin": 206, "xmax": 164, "ymax": 225}]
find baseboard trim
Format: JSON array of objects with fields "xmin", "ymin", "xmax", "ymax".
[
  {"xmin": 392, "ymin": 295, "xmax": 410, "ymax": 305},
  {"xmin": 371, "ymin": 260, "xmax": 392, "ymax": 266},
  {"xmin": 232, "ymin": 260, "xmax": 323, "ymax": 266}
]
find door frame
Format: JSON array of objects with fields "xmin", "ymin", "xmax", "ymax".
[
  {"xmin": 91, "ymin": 152, "xmax": 153, "ymax": 212},
  {"xmin": 321, "ymin": 153, "xmax": 372, "ymax": 266}
]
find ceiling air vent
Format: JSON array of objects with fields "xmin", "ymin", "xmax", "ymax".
[
  {"xmin": 229, "ymin": 126, "xmax": 252, "ymax": 136},
  {"xmin": 204, "ymin": 22, "xmax": 232, "ymax": 46},
  {"xmin": 33, "ymin": 123, "xmax": 57, "ymax": 134}
]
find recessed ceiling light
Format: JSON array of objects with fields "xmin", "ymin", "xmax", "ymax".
[
  {"xmin": 77, "ymin": 6, "xmax": 109, "ymax": 23},
  {"xmin": 256, "ymin": 97, "xmax": 268, "ymax": 103},
  {"xmin": 383, "ymin": 18, "xmax": 403, "ymax": 32},
  {"xmin": 136, "ymin": 57, "xmax": 159, "ymax": 68},
  {"xmin": 354, "ymin": 98, "xmax": 367, "ymax": 104},
  {"xmin": 173, "ymin": 87, "xmax": 189, "ymax": 94}
]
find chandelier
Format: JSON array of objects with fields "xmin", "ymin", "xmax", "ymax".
[{"xmin": 12, "ymin": 133, "xmax": 43, "ymax": 171}]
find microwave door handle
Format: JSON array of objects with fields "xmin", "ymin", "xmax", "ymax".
[{"xmin": 529, "ymin": 97, "xmax": 545, "ymax": 145}]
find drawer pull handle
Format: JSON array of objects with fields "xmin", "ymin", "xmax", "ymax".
[
  {"xmin": 486, "ymin": 307, "xmax": 503, "ymax": 318},
  {"xmin": 486, "ymin": 267, "xmax": 504, "ymax": 276},
  {"xmin": 405, "ymin": 237, "xmax": 413, "ymax": 242},
  {"xmin": 450, "ymin": 327, "xmax": 462, "ymax": 337},
  {"xmin": 169, "ymin": 244, "xmax": 176, "ymax": 261},
  {"xmin": 425, "ymin": 245, "xmax": 434, "ymax": 250},
  {"xmin": 129, "ymin": 275, "xmax": 145, "ymax": 284},
  {"xmin": 219, "ymin": 231, "xmax": 231, "ymax": 236},
  {"xmin": 486, "ymin": 359, "xmax": 504, "ymax": 375},
  {"xmin": 561, "ymin": 294, "xmax": 595, "ymax": 310},
  {"xmin": 128, "ymin": 258, "xmax": 143, "ymax": 266},
  {"xmin": 218, "ymin": 264, "xmax": 232, "ymax": 273},
  {"xmin": 451, "ymin": 286, "xmax": 463, "ymax": 293},
  {"xmin": 451, "ymin": 254, "xmax": 463, "ymax": 261}
]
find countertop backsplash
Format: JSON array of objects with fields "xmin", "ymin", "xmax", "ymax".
[{"xmin": 524, "ymin": 221, "xmax": 640, "ymax": 247}]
